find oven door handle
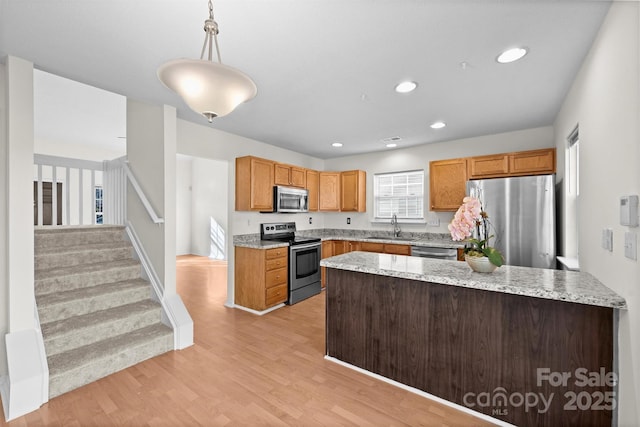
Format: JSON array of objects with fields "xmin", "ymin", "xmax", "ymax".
[{"xmin": 291, "ymin": 242, "xmax": 321, "ymax": 251}]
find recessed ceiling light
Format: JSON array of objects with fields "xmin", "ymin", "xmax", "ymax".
[
  {"xmin": 430, "ymin": 121, "xmax": 446, "ymax": 129},
  {"xmin": 332, "ymin": 142, "xmax": 343, "ymax": 147},
  {"xmin": 497, "ymin": 47, "xmax": 528, "ymax": 64},
  {"xmin": 394, "ymin": 81, "xmax": 417, "ymax": 93},
  {"xmin": 386, "ymin": 143, "xmax": 397, "ymax": 148}
]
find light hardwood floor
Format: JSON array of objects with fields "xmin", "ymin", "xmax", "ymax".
[{"xmin": 2, "ymin": 255, "xmax": 494, "ymax": 426}]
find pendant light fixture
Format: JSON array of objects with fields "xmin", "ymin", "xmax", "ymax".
[{"xmin": 157, "ymin": 0, "xmax": 257, "ymax": 122}]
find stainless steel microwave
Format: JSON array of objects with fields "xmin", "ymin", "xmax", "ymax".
[{"xmin": 272, "ymin": 186, "xmax": 309, "ymax": 213}]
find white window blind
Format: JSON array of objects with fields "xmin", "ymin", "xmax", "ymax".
[{"xmin": 374, "ymin": 170, "xmax": 424, "ymax": 219}]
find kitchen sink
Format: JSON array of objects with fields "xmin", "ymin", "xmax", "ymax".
[{"xmin": 365, "ymin": 236, "xmax": 417, "ymax": 242}]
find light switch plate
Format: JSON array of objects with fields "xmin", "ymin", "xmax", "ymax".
[
  {"xmin": 624, "ymin": 231, "xmax": 637, "ymax": 260},
  {"xmin": 602, "ymin": 229, "xmax": 613, "ymax": 251}
]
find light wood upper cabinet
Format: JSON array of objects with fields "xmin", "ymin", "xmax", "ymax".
[
  {"xmin": 319, "ymin": 172, "xmax": 341, "ymax": 211},
  {"xmin": 429, "ymin": 158, "xmax": 467, "ymax": 211},
  {"xmin": 306, "ymin": 169, "xmax": 319, "ymax": 211},
  {"xmin": 274, "ymin": 163, "xmax": 306, "ymax": 188},
  {"xmin": 467, "ymin": 154, "xmax": 509, "ymax": 178},
  {"xmin": 235, "ymin": 156, "xmax": 274, "ymax": 211},
  {"xmin": 509, "ymin": 148, "xmax": 556, "ymax": 176},
  {"xmin": 468, "ymin": 148, "xmax": 556, "ymax": 179},
  {"xmin": 340, "ymin": 170, "xmax": 366, "ymax": 212}
]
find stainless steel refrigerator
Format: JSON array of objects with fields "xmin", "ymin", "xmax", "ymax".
[{"xmin": 467, "ymin": 174, "xmax": 556, "ymax": 269}]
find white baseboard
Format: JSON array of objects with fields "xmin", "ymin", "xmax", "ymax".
[
  {"xmin": 234, "ymin": 303, "xmax": 285, "ymax": 316},
  {"xmin": 1, "ymin": 329, "xmax": 49, "ymax": 421}
]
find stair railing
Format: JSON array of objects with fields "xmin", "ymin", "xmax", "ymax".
[{"xmin": 103, "ymin": 157, "xmax": 164, "ymax": 225}]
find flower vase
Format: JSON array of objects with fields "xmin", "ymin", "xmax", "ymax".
[{"xmin": 465, "ymin": 254, "xmax": 498, "ymax": 273}]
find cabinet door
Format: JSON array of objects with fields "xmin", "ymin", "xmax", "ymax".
[
  {"xmin": 290, "ymin": 167, "xmax": 307, "ymax": 188},
  {"xmin": 467, "ymin": 154, "xmax": 509, "ymax": 179},
  {"xmin": 235, "ymin": 156, "xmax": 274, "ymax": 211},
  {"xmin": 347, "ymin": 241, "xmax": 360, "ymax": 252},
  {"xmin": 252, "ymin": 158, "xmax": 275, "ymax": 211},
  {"xmin": 332, "ymin": 240, "xmax": 348, "ymax": 256},
  {"xmin": 340, "ymin": 170, "xmax": 366, "ymax": 212},
  {"xmin": 429, "ymin": 159, "xmax": 467, "ymax": 211},
  {"xmin": 509, "ymin": 148, "xmax": 556, "ymax": 176},
  {"xmin": 274, "ymin": 164, "xmax": 291, "ymax": 186},
  {"xmin": 306, "ymin": 169, "xmax": 319, "ymax": 211},
  {"xmin": 319, "ymin": 172, "xmax": 341, "ymax": 211}
]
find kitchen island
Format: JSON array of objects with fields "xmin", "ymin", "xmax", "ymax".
[{"xmin": 321, "ymin": 252, "xmax": 626, "ymax": 427}]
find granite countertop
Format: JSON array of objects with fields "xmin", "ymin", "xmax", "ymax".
[
  {"xmin": 233, "ymin": 229, "xmax": 464, "ymax": 250},
  {"xmin": 320, "ymin": 251, "xmax": 627, "ymax": 309}
]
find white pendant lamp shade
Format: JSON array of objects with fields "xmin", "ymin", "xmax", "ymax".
[
  {"xmin": 157, "ymin": 0, "xmax": 257, "ymax": 122},
  {"xmin": 158, "ymin": 58, "xmax": 257, "ymax": 121}
]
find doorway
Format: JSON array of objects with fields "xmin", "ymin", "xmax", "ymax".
[{"xmin": 34, "ymin": 182, "xmax": 63, "ymax": 225}]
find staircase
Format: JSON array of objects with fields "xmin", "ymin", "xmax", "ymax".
[{"xmin": 34, "ymin": 225, "xmax": 173, "ymax": 399}]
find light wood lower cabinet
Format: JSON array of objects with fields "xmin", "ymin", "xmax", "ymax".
[
  {"xmin": 322, "ymin": 240, "xmax": 411, "ymax": 287},
  {"xmin": 235, "ymin": 246, "xmax": 288, "ymax": 311},
  {"xmin": 360, "ymin": 241, "xmax": 410, "ymax": 255}
]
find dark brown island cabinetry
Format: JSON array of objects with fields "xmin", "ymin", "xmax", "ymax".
[{"xmin": 325, "ymin": 268, "xmax": 615, "ymax": 427}]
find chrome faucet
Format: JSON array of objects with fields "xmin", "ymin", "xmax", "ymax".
[{"xmin": 391, "ymin": 213, "xmax": 401, "ymax": 238}]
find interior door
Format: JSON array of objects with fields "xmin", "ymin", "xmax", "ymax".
[{"xmin": 34, "ymin": 182, "xmax": 63, "ymax": 225}]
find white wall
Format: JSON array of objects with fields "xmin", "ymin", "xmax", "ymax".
[
  {"xmin": 126, "ymin": 100, "xmax": 177, "ymax": 296},
  {"xmin": 554, "ymin": 2, "xmax": 640, "ymax": 425},
  {"xmin": 175, "ymin": 155, "xmax": 230, "ymax": 257},
  {"xmin": 176, "ymin": 155, "xmax": 192, "ymax": 255},
  {"xmin": 324, "ymin": 126, "xmax": 554, "ymax": 234},
  {"xmin": 34, "ymin": 138, "xmax": 125, "ymax": 161},
  {"xmin": 0, "ymin": 60, "xmax": 7, "ymax": 377},
  {"xmin": 191, "ymin": 157, "xmax": 228, "ymax": 258}
]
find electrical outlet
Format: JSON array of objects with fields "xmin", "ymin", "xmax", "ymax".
[
  {"xmin": 309, "ymin": 217, "xmax": 313, "ymax": 224},
  {"xmin": 427, "ymin": 217, "xmax": 440, "ymax": 227},
  {"xmin": 624, "ymin": 232, "xmax": 637, "ymax": 260},
  {"xmin": 347, "ymin": 217, "xmax": 351, "ymax": 225}
]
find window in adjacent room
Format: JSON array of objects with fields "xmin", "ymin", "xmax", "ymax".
[
  {"xmin": 566, "ymin": 125, "xmax": 579, "ymax": 258},
  {"xmin": 374, "ymin": 170, "xmax": 424, "ymax": 220},
  {"xmin": 95, "ymin": 186, "xmax": 104, "ymax": 224}
]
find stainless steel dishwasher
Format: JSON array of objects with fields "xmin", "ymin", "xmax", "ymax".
[{"xmin": 410, "ymin": 246, "xmax": 458, "ymax": 260}]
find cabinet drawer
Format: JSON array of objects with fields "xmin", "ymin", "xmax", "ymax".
[
  {"xmin": 266, "ymin": 267, "xmax": 287, "ymax": 288},
  {"xmin": 265, "ymin": 284, "xmax": 287, "ymax": 306},
  {"xmin": 384, "ymin": 244, "xmax": 411, "ymax": 255},
  {"xmin": 360, "ymin": 242, "xmax": 384, "ymax": 253},
  {"xmin": 266, "ymin": 257, "xmax": 287, "ymax": 271},
  {"xmin": 266, "ymin": 247, "xmax": 288, "ymax": 259}
]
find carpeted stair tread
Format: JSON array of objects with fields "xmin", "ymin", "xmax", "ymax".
[
  {"xmin": 35, "ymin": 258, "xmax": 140, "ymax": 280},
  {"xmin": 35, "ymin": 226, "xmax": 127, "ymax": 249},
  {"xmin": 35, "ymin": 242, "xmax": 133, "ymax": 271},
  {"xmin": 48, "ymin": 323, "xmax": 173, "ymax": 398},
  {"xmin": 35, "ymin": 225, "xmax": 125, "ymax": 234},
  {"xmin": 36, "ymin": 240, "xmax": 132, "ymax": 255},
  {"xmin": 42, "ymin": 300, "xmax": 162, "ymax": 356},
  {"xmin": 36, "ymin": 279, "xmax": 150, "ymax": 324}
]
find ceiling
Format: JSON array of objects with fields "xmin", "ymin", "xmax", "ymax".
[{"xmin": 0, "ymin": 0, "xmax": 611, "ymax": 159}]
